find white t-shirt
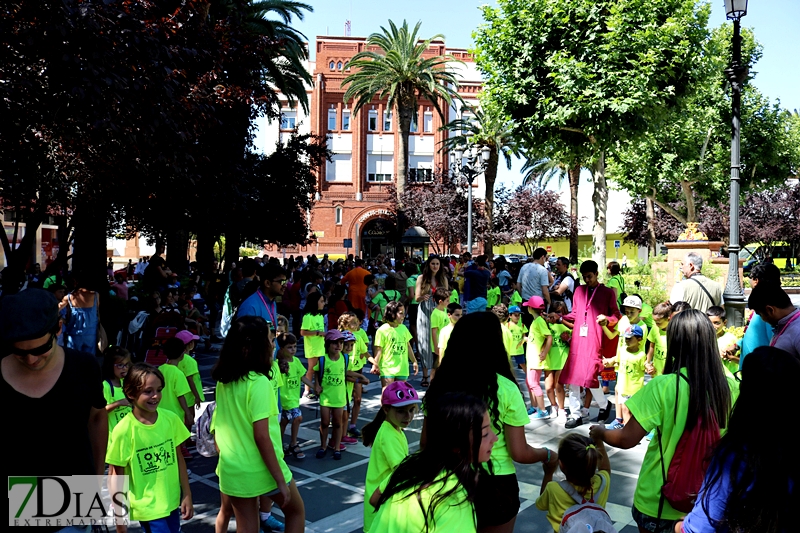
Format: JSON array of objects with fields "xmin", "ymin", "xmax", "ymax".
[{"xmin": 550, "ymin": 273, "xmax": 575, "ymax": 312}]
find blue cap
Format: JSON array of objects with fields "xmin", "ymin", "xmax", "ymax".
[
  {"xmin": 509, "ymin": 306, "xmax": 521, "ymax": 314},
  {"xmin": 624, "ymin": 325, "xmax": 644, "ymax": 338}
]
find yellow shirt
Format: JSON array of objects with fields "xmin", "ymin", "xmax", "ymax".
[
  {"xmin": 301, "ymin": 313, "xmax": 325, "ymax": 357},
  {"xmin": 314, "ymin": 354, "xmax": 347, "ymax": 408},
  {"xmin": 106, "ymin": 410, "xmax": 190, "ymax": 521},
  {"xmin": 526, "ymin": 316, "xmax": 552, "ymax": 370},
  {"xmin": 508, "ymin": 321, "xmax": 528, "ymax": 357},
  {"xmin": 430, "ymin": 307, "xmax": 449, "ymax": 351},
  {"xmin": 364, "ymin": 421, "xmax": 409, "ymax": 532},
  {"xmin": 536, "ymin": 470, "xmax": 611, "ymax": 531},
  {"xmin": 280, "ymin": 357, "xmax": 307, "ymax": 410},
  {"xmin": 375, "ymin": 324, "xmax": 412, "ymax": 378},
  {"xmin": 103, "ymin": 380, "xmax": 131, "ymax": 441},
  {"xmin": 491, "ymin": 375, "xmax": 532, "ymax": 475},
  {"xmin": 177, "ymin": 354, "xmax": 205, "ymax": 405},
  {"xmin": 158, "ymin": 363, "xmax": 191, "ymax": 419},
  {"xmin": 438, "ymin": 322, "xmax": 455, "ymax": 358}
]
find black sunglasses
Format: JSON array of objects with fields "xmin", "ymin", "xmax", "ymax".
[{"xmin": 5, "ymin": 333, "xmax": 56, "ymax": 358}]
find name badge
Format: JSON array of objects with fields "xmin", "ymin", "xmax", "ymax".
[{"xmin": 579, "ymin": 324, "xmax": 589, "ymax": 337}]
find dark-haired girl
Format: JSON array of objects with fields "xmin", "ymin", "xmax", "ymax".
[
  {"xmin": 415, "ymin": 255, "xmax": 449, "ymax": 387},
  {"xmin": 371, "ymin": 301, "xmax": 418, "ymax": 389},
  {"xmin": 101, "ymin": 346, "xmax": 131, "ymax": 442},
  {"xmin": 369, "ymin": 393, "xmax": 498, "ymax": 532},
  {"xmin": 212, "ymin": 316, "xmax": 305, "ymax": 533}
]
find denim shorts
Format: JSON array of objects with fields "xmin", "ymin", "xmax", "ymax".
[
  {"xmin": 512, "ymin": 355, "xmax": 527, "ymax": 367},
  {"xmin": 632, "ymin": 504, "xmax": 678, "ymax": 533},
  {"xmin": 281, "ymin": 407, "xmax": 303, "ymax": 421},
  {"xmin": 140, "ymin": 509, "xmax": 180, "ymax": 533}
]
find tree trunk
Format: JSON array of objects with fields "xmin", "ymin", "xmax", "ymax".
[
  {"xmin": 396, "ymin": 100, "xmax": 412, "ymax": 211},
  {"xmin": 71, "ymin": 202, "xmax": 109, "ymax": 290},
  {"xmin": 195, "ymin": 229, "xmax": 216, "ymax": 277},
  {"xmin": 681, "ymin": 179, "xmax": 697, "ymax": 223},
  {"xmin": 167, "ymin": 228, "xmax": 189, "ymax": 275},
  {"xmin": 591, "ymin": 152, "xmax": 608, "ymax": 270},
  {"xmin": 568, "ymin": 164, "xmax": 581, "ymax": 264},
  {"xmin": 482, "ymin": 149, "xmax": 500, "ymax": 257},
  {"xmin": 645, "ymin": 196, "xmax": 657, "ymax": 258},
  {"xmin": 224, "ymin": 228, "xmax": 241, "ymax": 271}
]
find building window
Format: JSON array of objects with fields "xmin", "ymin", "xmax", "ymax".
[
  {"xmin": 329, "ymin": 61, "xmax": 335, "ymax": 70},
  {"xmin": 423, "ymin": 112, "xmax": 433, "ymax": 132},
  {"xmin": 368, "ymin": 110, "xmax": 378, "ymax": 131},
  {"xmin": 410, "ymin": 113, "xmax": 418, "ymax": 133},
  {"xmin": 337, "ymin": 61, "xmax": 343, "ymax": 70},
  {"xmin": 326, "ymin": 153, "xmax": 353, "ymax": 182},
  {"xmin": 280, "ymin": 110, "xmax": 297, "ymax": 130},
  {"xmin": 344, "ymin": 61, "xmax": 350, "ymax": 71},
  {"xmin": 409, "ymin": 168, "xmax": 433, "ymax": 182},
  {"xmin": 383, "ymin": 111, "xmax": 392, "ymax": 131},
  {"xmin": 335, "ymin": 206, "xmax": 343, "ymax": 225},
  {"xmin": 367, "ymin": 155, "xmax": 393, "ymax": 182},
  {"xmin": 367, "ymin": 173, "xmax": 393, "ymax": 182},
  {"xmin": 328, "ymin": 109, "xmax": 337, "ymax": 131},
  {"xmin": 342, "ymin": 110, "xmax": 351, "ymax": 131}
]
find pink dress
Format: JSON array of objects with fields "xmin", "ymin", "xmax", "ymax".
[{"xmin": 559, "ymin": 284, "xmax": 621, "ymax": 388}]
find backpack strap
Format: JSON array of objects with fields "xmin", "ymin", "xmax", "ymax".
[
  {"xmin": 688, "ymin": 276, "xmax": 717, "ymax": 307},
  {"xmin": 558, "ymin": 480, "xmax": 584, "ymax": 505}
]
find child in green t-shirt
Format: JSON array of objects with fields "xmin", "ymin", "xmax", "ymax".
[
  {"xmin": 174, "ymin": 330, "xmax": 204, "ymax": 409},
  {"xmin": 602, "ymin": 324, "xmax": 647, "ymax": 429},
  {"xmin": 509, "ymin": 281, "xmax": 523, "ymax": 309},
  {"xmin": 276, "ymin": 332, "xmax": 312, "ymax": 459},
  {"xmin": 707, "ymin": 305, "xmax": 740, "ymax": 375},
  {"xmin": 450, "ymin": 287, "xmax": 460, "ymax": 304},
  {"xmin": 314, "ymin": 330, "xmax": 349, "ymax": 460},
  {"xmin": 301, "ymin": 292, "xmax": 326, "ymax": 399},
  {"xmin": 545, "ymin": 301, "xmax": 570, "ymax": 419},
  {"xmin": 101, "ymin": 346, "xmax": 132, "ymax": 443},
  {"xmin": 106, "ymin": 363, "xmax": 193, "ymax": 531},
  {"xmin": 524, "ymin": 296, "xmax": 553, "ymax": 420},
  {"xmin": 372, "ymin": 301, "xmax": 418, "ymax": 389},
  {"xmin": 161, "ymin": 338, "xmax": 195, "ymax": 459},
  {"xmin": 492, "ymin": 303, "xmax": 514, "ymax": 363},
  {"xmin": 437, "ymin": 302, "xmax": 462, "ymax": 359},
  {"xmin": 340, "ymin": 329, "xmax": 370, "ymax": 446},
  {"xmin": 430, "ymin": 288, "xmax": 451, "ymax": 377},
  {"xmin": 486, "ymin": 277, "xmax": 501, "ymax": 309},
  {"xmin": 507, "ymin": 305, "xmax": 528, "ymax": 372},
  {"xmin": 645, "ymin": 301, "xmax": 673, "ymax": 377},
  {"xmin": 343, "ymin": 311, "xmax": 370, "ymax": 439}
]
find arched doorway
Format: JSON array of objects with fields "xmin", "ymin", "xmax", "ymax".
[{"xmin": 360, "ymin": 217, "xmax": 396, "ymax": 258}]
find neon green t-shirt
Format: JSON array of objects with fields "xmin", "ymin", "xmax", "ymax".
[
  {"xmin": 717, "ymin": 331, "xmax": 739, "ymax": 374},
  {"xmin": 526, "ymin": 315, "xmax": 551, "ymax": 370},
  {"xmin": 280, "ymin": 357, "xmax": 306, "ymax": 410},
  {"xmin": 213, "ymin": 371, "xmax": 292, "ymax": 497},
  {"xmin": 177, "ymin": 354, "xmax": 205, "ymax": 406},
  {"xmin": 536, "ymin": 470, "xmax": 611, "ymax": 531},
  {"xmin": 450, "ymin": 288, "xmax": 460, "ymax": 304},
  {"xmin": 509, "ymin": 291, "xmax": 522, "ymax": 308},
  {"xmin": 640, "ymin": 302, "xmax": 654, "ymax": 331},
  {"xmin": 346, "ymin": 346, "xmax": 367, "ymax": 400},
  {"xmin": 508, "ymin": 321, "xmax": 528, "ymax": 357},
  {"xmin": 371, "ymin": 290, "xmax": 402, "ymax": 322},
  {"xmin": 106, "ymin": 409, "xmax": 190, "ymax": 521},
  {"xmin": 617, "ymin": 346, "xmax": 647, "ymax": 397},
  {"xmin": 158, "ymin": 363, "xmax": 191, "ymax": 420},
  {"xmin": 407, "ymin": 275, "xmax": 419, "ymax": 305},
  {"xmin": 301, "ymin": 313, "xmax": 325, "ymax": 357},
  {"xmin": 372, "ymin": 471, "xmax": 477, "ymax": 533},
  {"xmin": 355, "ymin": 328, "xmax": 369, "ymax": 349},
  {"xmin": 625, "ymin": 370, "xmax": 736, "ymax": 520},
  {"xmin": 615, "ymin": 316, "xmax": 648, "ymax": 364},
  {"xmin": 103, "ymin": 380, "xmax": 131, "ymax": 440},
  {"xmin": 430, "ymin": 307, "xmax": 449, "ymax": 351},
  {"xmin": 647, "ymin": 325, "xmax": 668, "ymax": 376},
  {"xmin": 314, "ymin": 354, "xmax": 347, "ymax": 408},
  {"xmin": 486, "ymin": 286, "xmax": 501, "ymax": 308},
  {"xmin": 491, "ymin": 375, "xmax": 532, "ymax": 476},
  {"xmin": 548, "ymin": 322, "xmax": 570, "ymax": 370},
  {"xmin": 374, "ymin": 324, "xmax": 412, "ymax": 378},
  {"xmin": 364, "ymin": 421, "xmax": 409, "ymax": 532},
  {"xmin": 438, "ymin": 322, "xmax": 455, "ymax": 358}
]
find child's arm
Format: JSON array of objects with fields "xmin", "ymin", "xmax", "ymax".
[
  {"xmin": 300, "ymin": 328, "xmax": 323, "ymax": 338},
  {"xmin": 407, "ymin": 341, "xmax": 418, "ymax": 376},
  {"xmin": 176, "ymin": 448, "xmax": 194, "ymax": 520},
  {"xmin": 592, "ymin": 434, "xmax": 611, "ymax": 474},
  {"xmin": 186, "ymin": 375, "xmax": 202, "ymax": 409},
  {"xmin": 369, "ymin": 487, "xmax": 382, "ymax": 508},
  {"xmin": 371, "ymin": 346, "xmax": 382, "ymax": 375},
  {"xmin": 539, "ymin": 335, "xmax": 552, "ymax": 362},
  {"xmin": 109, "ymin": 465, "xmax": 128, "ymax": 533},
  {"xmin": 346, "ymin": 370, "xmax": 370, "ymax": 385},
  {"xmin": 601, "ymin": 323, "xmax": 618, "ymax": 340},
  {"xmin": 602, "ymin": 355, "xmax": 618, "ymax": 368},
  {"xmin": 540, "ymin": 461, "xmax": 557, "ymax": 499},
  {"xmin": 179, "ymin": 395, "xmax": 194, "ymax": 428},
  {"xmin": 431, "ymin": 327, "xmax": 440, "ymax": 356},
  {"xmin": 301, "ymin": 376, "xmax": 314, "ymax": 388},
  {"xmin": 254, "ymin": 418, "xmax": 290, "ymax": 503},
  {"xmin": 105, "ymin": 398, "xmax": 130, "ymax": 411}
]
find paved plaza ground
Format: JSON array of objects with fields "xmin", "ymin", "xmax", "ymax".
[{"xmin": 128, "ymin": 336, "xmax": 652, "ymax": 533}]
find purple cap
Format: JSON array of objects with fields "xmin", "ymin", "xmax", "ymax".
[
  {"xmin": 324, "ymin": 330, "xmax": 344, "ymax": 342},
  {"xmin": 175, "ymin": 330, "xmax": 200, "ymax": 344},
  {"xmin": 381, "ymin": 381, "xmax": 421, "ymax": 407}
]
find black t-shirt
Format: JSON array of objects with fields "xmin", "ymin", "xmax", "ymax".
[
  {"xmin": 3, "ymin": 348, "xmax": 106, "ymax": 530},
  {"xmin": 464, "ymin": 268, "xmax": 491, "ymax": 300}
]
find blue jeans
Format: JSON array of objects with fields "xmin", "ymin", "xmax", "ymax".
[{"xmin": 140, "ymin": 509, "xmax": 181, "ymax": 533}]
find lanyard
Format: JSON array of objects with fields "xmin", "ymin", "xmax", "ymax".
[
  {"xmin": 583, "ymin": 286, "xmax": 599, "ymax": 325},
  {"xmin": 256, "ymin": 290, "xmax": 277, "ymax": 325},
  {"xmin": 770, "ymin": 310, "xmax": 800, "ymax": 347}
]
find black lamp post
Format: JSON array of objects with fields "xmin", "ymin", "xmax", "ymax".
[
  {"xmin": 451, "ymin": 136, "xmax": 491, "ymax": 254},
  {"xmin": 723, "ymin": 0, "xmax": 748, "ymax": 327}
]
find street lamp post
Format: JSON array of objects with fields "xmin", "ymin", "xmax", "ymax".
[
  {"xmin": 723, "ymin": 0, "xmax": 749, "ymax": 327},
  {"xmin": 450, "ymin": 141, "xmax": 491, "ymax": 254}
]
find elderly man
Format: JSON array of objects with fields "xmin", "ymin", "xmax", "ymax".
[
  {"xmin": 669, "ymin": 252, "xmax": 723, "ymax": 313},
  {"xmin": 1, "ymin": 289, "xmax": 107, "ymax": 531},
  {"xmin": 748, "ymin": 283, "xmax": 799, "ymax": 359}
]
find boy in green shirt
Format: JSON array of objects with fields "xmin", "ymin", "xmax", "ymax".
[
  {"xmin": 437, "ymin": 302, "xmax": 462, "ymax": 359},
  {"xmin": 603, "ymin": 324, "xmax": 647, "ymax": 429},
  {"xmin": 707, "ymin": 305, "xmax": 740, "ymax": 375},
  {"xmin": 486, "ymin": 277, "xmax": 501, "ymax": 309},
  {"xmin": 174, "ymin": 330, "xmax": 205, "ymax": 409},
  {"xmin": 645, "ymin": 301, "xmax": 673, "ymax": 377},
  {"xmin": 159, "ymin": 338, "xmax": 195, "ymax": 459},
  {"xmin": 430, "ymin": 288, "xmax": 451, "ymax": 377},
  {"xmin": 509, "ymin": 281, "xmax": 522, "ymax": 309}
]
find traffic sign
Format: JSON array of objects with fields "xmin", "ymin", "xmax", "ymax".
[
  {"xmin": 614, "ymin": 240, "xmax": 621, "ymax": 248},
  {"xmin": 343, "ymin": 239, "xmax": 353, "ymax": 248},
  {"xmin": 546, "ymin": 246, "xmax": 552, "ymax": 252}
]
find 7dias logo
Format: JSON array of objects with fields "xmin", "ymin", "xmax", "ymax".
[{"xmin": 8, "ymin": 475, "xmax": 130, "ymax": 527}]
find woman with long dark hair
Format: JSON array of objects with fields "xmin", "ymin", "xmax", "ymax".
[
  {"xmin": 591, "ymin": 309, "xmax": 733, "ymax": 533},
  {"xmin": 423, "ymin": 312, "xmax": 558, "ymax": 532},
  {"xmin": 415, "ymin": 255, "xmax": 449, "ymax": 387}
]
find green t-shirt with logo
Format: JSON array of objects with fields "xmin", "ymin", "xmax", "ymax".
[
  {"xmin": 106, "ymin": 409, "xmax": 190, "ymax": 521},
  {"xmin": 346, "ymin": 345, "xmax": 368, "ymax": 399},
  {"xmin": 158, "ymin": 363, "xmax": 191, "ymax": 420},
  {"xmin": 372, "ymin": 470, "xmax": 476, "ymax": 533},
  {"xmin": 430, "ymin": 307, "xmax": 449, "ymax": 351},
  {"xmin": 314, "ymin": 354, "xmax": 347, "ymax": 408},
  {"xmin": 647, "ymin": 325, "xmax": 668, "ymax": 376},
  {"xmin": 364, "ymin": 421, "xmax": 409, "ymax": 532},
  {"xmin": 374, "ymin": 324, "xmax": 412, "ymax": 378},
  {"xmin": 407, "ymin": 275, "xmax": 419, "ymax": 305},
  {"xmin": 301, "ymin": 313, "xmax": 325, "ymax": 357},
  {"xmin": 491, "ymin": 375, "xmax": 532, "ymax": 476},
  {"xmin": 509, "ymin": 290, "xmax": 522, "ymax": 308},
  {"xmin": 508, "ymin": 321, "xmax": 528, "ymax": 357},
  {"xmin": 103, "ymin": 380, "xmax": 131, "ymax": 440},
  {"xmin": 280, "ymin": 357, "xmax": 306, "ymax": 410},
  {"xmin": 526, "ymin": 315, "xmax": 552, "ymax": 370},
  {"xmin": 213, "ymin": 372, "xmax": 292, "ymax": 498},
  {"xmin": 617, "ymin": 346, "xmax": 647, "ymax": 396},
  {"xmin": 547, "ymin": 322, "xmax": 570, "ymax": 370},
  {"xmin": 486, "ymin": 286, "xmax": 501, "ymax": 308},
  {"xmin": 177, "ymin": 354, "xmax": 205, "ymax": 406},
  {"xmin": 371, "ymin": 290, "xmax": 402, "ymax": 322}
]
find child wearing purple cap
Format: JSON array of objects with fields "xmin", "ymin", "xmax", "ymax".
[
  {"xmin": 362, "ymin": 381, "xmax": 421, "ymax": 532},
  {"xmin": 314, "ymin": 330, "xmax": 348, "ymax": 460}
]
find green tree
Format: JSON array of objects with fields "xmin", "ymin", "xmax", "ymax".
[
  {"xmin": 441, "ymin": 102, "xmax": 519, "ymax": 257},
  {"xmin": 475, "ymin": 0, "xmax": 711, "ymax": 267},
  {"xmin": 342, "ymin": 20, "xmax": 462, "ymax": 210}
]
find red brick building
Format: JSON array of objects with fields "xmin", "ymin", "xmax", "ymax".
[{"xmin": 254, "ymin": 35, "xmax": 482, "ymax": 258}]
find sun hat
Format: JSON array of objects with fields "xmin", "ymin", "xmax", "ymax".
[
  {"xmin": 175, "ymin": 330, "xmax": 201, "ymax": 344},
  {"xmin": 381, "ymin": 381, "xmax": 421, "ymax": 408},
  {"xmin": 522, "ymin": 295, "xmax": 545, "ymax": 310},
  {"xmin": 622, "ymin": 295, "xmax": 643, "ymax": 310},
  {"xmin": 624, "ymin": 324, "xmax": 644, "ymax": 338},
  {"xmin": 508, "ymin": 305, "xmax": 522, "ymax": 314},
  {"xmin": 324, "ymin": 330, "xmax": 345, "ymax": 341}
]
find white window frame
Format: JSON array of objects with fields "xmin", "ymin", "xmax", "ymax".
[
  {"xmin": 342, "ymin": 110, "xmax": 351, "ymax": 131},
  {"xmin": 383, "ymin": 111, "xmax": 392, "ymax": 132},
  {"xmin": 327, "ymin": 109, "xmax": 337, "ymax": 131},
  {"xmin": 423, "ymin": 112, "xmax": 433, "ymax": 133},
  {"xmin": 368, "ymin": 110, "xmax": 378, "ymax": 131},
  {"xmin": 280, "ymin": 110, "xmax": 297, "ymax": 130},
  {"xmin": 335, "ymin": 206, "xmax": 343, "ymax": 225}
]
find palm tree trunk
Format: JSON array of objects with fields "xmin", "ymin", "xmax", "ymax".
[
  {"xmin": 483, "ymin": 150, "xmax": 499, "ymax": 257},
  {"xmin": 568, "ymin": 164, "xmax": 580, "ymax": 264},
  {"xmin": 591, "ymin": 152, "xmax": 608, "ymax": 270}
]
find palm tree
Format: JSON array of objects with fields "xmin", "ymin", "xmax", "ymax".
[
  {"xmin": 442, "ymin": 104, "xmax": 519, "ymax": 257},
  {"xmin": 521, "ymin": 153, "xmax": 583, "ymax": 264},
  {"xmin": 342, "ymin": 20, "xmax": 463, "ymax": 208}
]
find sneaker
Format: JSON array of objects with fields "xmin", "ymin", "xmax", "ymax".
[
  {"xmin": 327, "ymin": 443, "xmax": 346, "ymax": 452},
  {"xmin": 348, "ymin": 426, "xmax": 362, "ymax": 438},
  {"xmin": 556, "ymin": 410, "xmax": 567, "ymax": 424},
  {"xmin": 261, "ymin": 515, "xmax": 285, "ymax": 533},
  {"xmin": 532, "ymin": 410, "xmax": 550, "ymax": 420},
  {"xmin": 341, "ymin": 436, "xmax": 358, "ymax": 445},
  {"xmin": 315, "ymin": 448, "xmax": 327, "ymax": 459},
  {"xmin": 527, "ymin": 406, "xmax": 536, "ymax": 415},
  {"xmin": 565, "ymin": 416, "xmax": 584, "ymax": 429},
  {"xmin": 605, "ymin": 419, "xmax": 625, "ymax": 430},
  {"xmin": 580, "ymin": 407, "xmax": 590, "ymax": 419}
]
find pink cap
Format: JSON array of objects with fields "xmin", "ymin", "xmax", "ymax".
[
  {"xmin": 381, "ymin": 381, "xmax": 421, "ymax": 408},
  {"xmin": 522, "ymin": 295, "xmax": 545, "ymax": 310},
  {"xmin": 175, "ymin": 330, "xmax": 200, "ymax": 344}
]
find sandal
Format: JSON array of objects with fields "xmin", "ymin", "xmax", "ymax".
[
  {"xmin": 290, "ymin": 444, "xmax": 305, "ymax": 459},
  {"xmin": 315, "ymin": 448, "xmax": 326, "ymax": 459},
  {"xmin": 420, "ymin": 378, "xmax": 430, "ymax": 388}
]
